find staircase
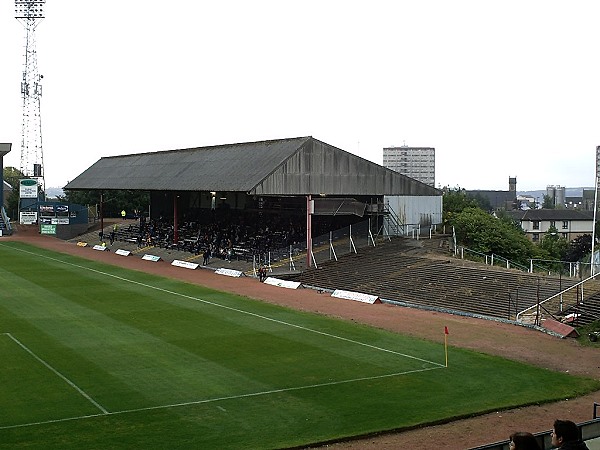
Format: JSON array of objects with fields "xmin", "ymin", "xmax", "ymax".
[
  {"xmin": 382, "ymin": 204, "xmax": 404, "ymax": 236},
  {"xmin": 0, "ymin": 207, "xmax": 12, "ymax": 236}
]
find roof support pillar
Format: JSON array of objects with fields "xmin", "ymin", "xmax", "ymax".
[
  {"xmin": 306, "ymin": 194, "xmax": 312, "ymax": 268},
  {"xmin": 99, "ymin": 191, "xmax": 104, "ymax": 239},
  {"xmin": 173, "ymin": 192, "xmax": 179, "ymax": 244}
]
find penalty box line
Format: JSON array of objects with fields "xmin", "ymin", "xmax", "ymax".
[
  {"xmin": 0, "ymin": 364, "xmax": 444, "ymax": 431},
  {"xmin": 1, "ymin": 332, "xmax": 109, "ymax": 415}
]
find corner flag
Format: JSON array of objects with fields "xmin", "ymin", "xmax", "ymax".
[{"xmin": 444, "ymin": 326, "xmax": 449, "ymax": 367}]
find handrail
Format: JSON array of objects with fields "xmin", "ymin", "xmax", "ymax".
[
  {"xmin": 382, "ymin": 202, "xmax": 404, "ymax": 236},
  {"xmin": 529, "ymin": 258, "xmax": 591, "ymax": 277},
  {"xmin": 516, "ymin": 271, "xmax": 600, "ymax": 322},
  {"xmin": 457, "ymin": 246, "xmax": 532, "ymax": 273},
  {"xmin": 0, "ymin": 206, "xmax": 12, "ymax": 234}
]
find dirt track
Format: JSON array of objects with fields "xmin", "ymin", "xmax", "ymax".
[{"xmin": 5, "ymin": 230, "xmax": 600, "ymax": 449}]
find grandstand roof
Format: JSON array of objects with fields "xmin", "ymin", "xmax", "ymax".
[
  {"xmin": 0, "ymin": 143, "xmax": 11, "ymax": 158},
  {"xmin": 65, "ymin": 136, "xmax": 440, "ymax": 196}
]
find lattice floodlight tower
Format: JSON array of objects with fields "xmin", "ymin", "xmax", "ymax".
[{"xmin": 15, "ymin": 0, "xmax": 45, "ymax": 198}]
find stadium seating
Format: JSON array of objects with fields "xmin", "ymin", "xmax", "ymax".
[
  {"xmin": 283, "ymin": 237, "xmax": 585, "ymax": 322},
  {"xmin": 79, "ymin": 220, "xmax": 600, "ymax": 326}
]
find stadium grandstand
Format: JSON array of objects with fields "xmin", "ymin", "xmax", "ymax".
[
  {"xmin": 63, "ymin": 136, "xmax": 600, "ymax": 334},
  {"xmin": 64, "ymin": 136, "xmax": 442, "ymax": 265}
]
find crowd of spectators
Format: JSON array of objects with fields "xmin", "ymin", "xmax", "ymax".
[{"xmin": 115, "ymin": 209, "xmax": 311, "ymax": 263}]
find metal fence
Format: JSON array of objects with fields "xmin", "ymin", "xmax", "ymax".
[{"xmin": 253, "ymin": 218, "xmax": 384, "ymax": 273}]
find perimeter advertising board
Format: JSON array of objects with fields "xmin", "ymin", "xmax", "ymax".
[
  {"xmin": 19, "ymin": 211, "xmax": 37, "ymax": 225},
  {"xmin": 40, "ymin": 224, "xmax": 56, "ymax": 235}
]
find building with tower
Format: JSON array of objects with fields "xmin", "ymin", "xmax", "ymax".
[
  {"xmin": 464, "ymin": 177, "xmax": 519, "ymax": 211},
  {"xmin": 382, "ymin": 145, "xmax": 435, "ymax": 187}
]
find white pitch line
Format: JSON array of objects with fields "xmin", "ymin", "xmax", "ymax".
[
  {"xmin": 0, "ymin": 243, "xmax": 444, "ymax": 368},
  {"xmin": 2, "ymin": 333, "xmax": 109, "ymax": 415},
  {"xmin": 115, "ymin": 365, "xmax": 443, "ymax": 415},
  {"xmin": 0, "ymin": 364, "xmax": 443, "ymax": 430}
]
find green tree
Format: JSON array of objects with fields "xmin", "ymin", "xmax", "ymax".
[
  {"xmin": 542, "ymin": 194, "xmax": 555, "ymax": 209},
  {"xmin": 442, "ymin": 187, "xmax": 480, "ymax": 228},
  {"xmin": 537, "ymin": 225, "xmax": 569, "ymax": 262},
  {"xmin": 2, "ymin": 166, "xmax": 24, "ymax": 220},
  {"xmin": 452, "ymin": 207, "xmax": 536, "ymax": 266},
  {"xmin": 565, "ymin": 234, "xmax": 592, "ymax": 262}
]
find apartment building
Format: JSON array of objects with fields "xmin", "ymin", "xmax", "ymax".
[{"xmin": 383, "ymin": 146, "xmax": 435, "ymax": 187}]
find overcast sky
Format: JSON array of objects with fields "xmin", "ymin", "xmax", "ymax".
[{"xmin": 1, "ymin": 1, "xmax": 598, "ymax": 191}]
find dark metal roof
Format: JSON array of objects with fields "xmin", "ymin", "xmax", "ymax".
[
  {"xmin": 0, "ymin": 143, "xmax": 11, "ymax": 158},
  {"xmin": 506, "ymin": 209, "xmax": 595, "ymax": 221},
  {"xmin": 465, "ymin": 189, "xmax": 516, "ymax": 209},
  {"xmin": 65, "ymin": 136, "xmax": 440, "ymax": 196}
]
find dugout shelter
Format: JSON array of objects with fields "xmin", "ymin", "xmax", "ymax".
[{"xmin": 65, "ymin": 136, "xmax": 442, "ymax": 263}]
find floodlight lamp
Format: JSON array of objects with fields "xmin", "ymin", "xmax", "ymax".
[{"xmin": 14, "ymin": 0, "xmax": 45, "ymax": 19}]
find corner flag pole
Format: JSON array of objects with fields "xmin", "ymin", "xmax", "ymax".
[{"xmin": 444, "ymin": 326, "xmax": 449, "ymax": 367}]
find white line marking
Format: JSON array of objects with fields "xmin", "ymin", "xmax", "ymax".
[
  {"xmin": 0, "ymin": 365, "xmax": 443, "ymax": 430},
  {"xmin": 0, "ymin": 243, "xmax": 444, "ymax": 368},
  {"xmin": 0, "ymin": 243, "xmax": 446, "ymax": 430},
  {"xmin": 2, "ymin": 333, "xmax": 109, "ymax": 415}
]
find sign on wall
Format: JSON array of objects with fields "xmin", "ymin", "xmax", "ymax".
[
  {"xmin": 40, "ymin": 224, "xmax": 56, "ymax": 235},
  {"xmin": 19, "ymin": 211, "xmax": 38, "ymax": 225},
  {"xmin": 19, "ymin": 179, "xmax": 38, "ymax": 199}
]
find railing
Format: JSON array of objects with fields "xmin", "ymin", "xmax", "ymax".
[
  {"xmin": 449, "ymin": 227, "xmax": 585, "ymax": 277},
  {"xmin": 249, "ymin": 219, "xmax": 374, "ymax": 273},
  {"xmin": 455, "ymin": 246, "xmax": 532, "ymax": 273},
  {"xmin": 381, "ymin": 203, "xmax": 404, "ymax": 237},
  {"xmin": 453, "ymin": 243, "xmax": 587, "ymax": 279},
  {"xmin": 516, "ymin": 271, "xmax": 600, "ymax": 324},
  {"xmin": 529, "ymin": 258, "xmax": 593, "ymax": 278},
  {"xmin": 0, "ymin": 206, "xmax": 12, "ymax": 235},
  {"xmin": 252, "ymin": 216, "xmax": 443, "ymax": 273}
]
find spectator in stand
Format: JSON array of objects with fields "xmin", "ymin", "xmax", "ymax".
[
  {"xmin": 551, "ymin": 419, "xmax": 589, "ymax": 450},
  {"xmin": 508, "ymin": 432, "xmax": 541, "ymax": 450}
]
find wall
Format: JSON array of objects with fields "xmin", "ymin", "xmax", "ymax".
[{"xmin": 384, "ymin": 195, "xmax": 442, "ymax": 234}]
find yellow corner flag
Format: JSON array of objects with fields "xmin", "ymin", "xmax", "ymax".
[{"xmin": 444, "ymin": 326, "xmax": 449, "ymax": 367}]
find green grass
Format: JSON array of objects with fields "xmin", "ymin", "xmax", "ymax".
[
  {"xmin": 0, "ymin": 241, "xmax": 598, "ymax": 449},
  {"xmin": 577, "ymin": 320, "xmax": 600, "ymax": 347}
]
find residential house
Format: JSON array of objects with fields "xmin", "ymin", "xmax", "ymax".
[{"xmin": 506, "ymin": 209, "xmax": 595, "ymax": 242}]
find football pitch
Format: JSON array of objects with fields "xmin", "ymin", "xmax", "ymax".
[{"xmin": 1, "ymin": 241, "xmax": 598, "ymax": 449}]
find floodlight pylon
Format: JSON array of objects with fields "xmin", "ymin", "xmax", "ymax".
[{"xmin": 15, "ymin": 0, "xmax": 46, "ymax": 196}]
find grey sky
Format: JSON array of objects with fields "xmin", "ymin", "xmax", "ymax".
[{"xmin": 1, "ymin": 0, "xmax": 598, "ymax": 191}]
